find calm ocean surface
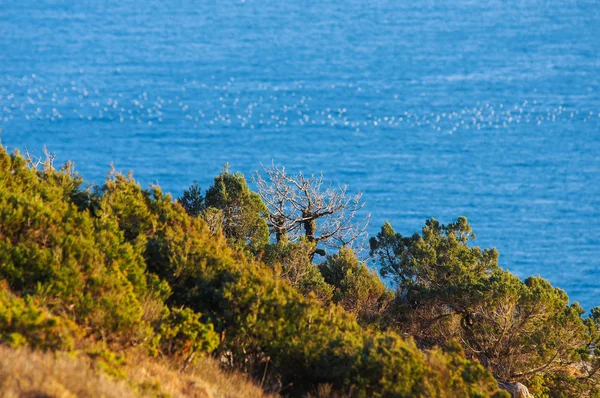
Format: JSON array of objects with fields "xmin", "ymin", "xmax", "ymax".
[{"xmin": 1, "ymin": 0, "xmax": 599, "ymax": 309}]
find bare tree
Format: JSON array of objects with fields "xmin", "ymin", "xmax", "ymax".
[
  {"xmin": 253, "ymin": 163, "xmax": 370, "ymax": 257},
  {"xmin": 24, "ymin": 145, "xmax": 56, "ymax": 171}
]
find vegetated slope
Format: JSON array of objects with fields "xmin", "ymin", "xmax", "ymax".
[{"xmin": 0, "ymin": 145, "xmax": 505, "ymax": 397}]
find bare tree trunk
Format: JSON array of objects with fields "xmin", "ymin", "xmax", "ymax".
[{"xmin": 303, "ymin": 215, "xmax": 316, "ymax": 242}]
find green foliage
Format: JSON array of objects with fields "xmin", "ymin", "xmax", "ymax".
[
  {"xmin": 178, "ymin": 181, "xmax": 204, "ymax": 217},
  {"xmin": 158, "ymin": 307, "xmax": 219, "ymax": 360},
  {"xmin": 424, "ymin": 341, "xmax": 511, "ymax": 398},
  {"xmin": 86, "ymin": 344, "xmax": 128, "ymax": 379},
  {"xmin": 0, "ymin": 283, "xmax": 76, "ymax": 350},
  {"xmin": 0, "ymin": 151, "xmax": 150, "ymax": 341},
  {"xmin": 319, "ymin": 247, "xmax": 393, "ymax": 326},
  {"xmin": 262, "ymin": 240, "xmax": 333, "ymax": 303},
  {"xmin": 6, "ymin": 144, "xmax": 584, "ymax": 396},
  {"xmin": 370, "ymin": 217, "xmax": 499, "ymax": 308},
  {"xmin": 528, "ymin": 372, "xmax": 600, "ymax": 398},
  {"xmin": 92, "ymin": 161, "xmax": 500, "ymax": 395},
  {"xmin": 204, "ymin": 169, "xmax": 269, "ymax": 251},
  {"xmin": 469, "ymin": 273, "xmax": 587, "ymax": 382},
  {"xmin": 370, "ymin": 217, "xmax": 599, "ymax": 395}
]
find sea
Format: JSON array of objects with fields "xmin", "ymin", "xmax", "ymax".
[{"xmin": 1, "ymin": 0, "xmax": 599, "ymax": 309}]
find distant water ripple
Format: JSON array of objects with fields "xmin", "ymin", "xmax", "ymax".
[
  {"xmin": 2, "ymin": 74, "xmax": 599, "ymax": 133},
  {"xmin": 1, "ymin": 0, "xmax": 599, "ymax": 309}
]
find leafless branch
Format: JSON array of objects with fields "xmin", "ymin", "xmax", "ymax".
[
  {"xmin": 253, "ymin": 163, "xmax": 370, "ymax": 256},
  {"xmin": 24, "ymin": 145, "xmax": 56, "ymax": 172}
]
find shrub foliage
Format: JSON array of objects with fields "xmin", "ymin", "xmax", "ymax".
[{"xmin": 1, "ymin": 144, "xmax": 597, "ymax": 396}]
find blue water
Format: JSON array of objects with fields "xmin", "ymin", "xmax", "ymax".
[{"xmin": 1, "ymin": 0, "xmax": 599, "ymax": 309}]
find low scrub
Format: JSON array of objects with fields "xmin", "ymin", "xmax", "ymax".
[{"xmin": 3, "ymin": 144, "xmax": 597, "ymax": 396}]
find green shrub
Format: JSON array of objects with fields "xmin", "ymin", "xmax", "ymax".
[
  {"xmin": 0, "ymin": 145, "xmax": 508, "ymax": 396},
  {"xmin": 370, "ymin": 217, "xmax": 600, "ymax": 395},
  {"xmin": 0, "ymin": 151, "xmax": 152, "ymax": 342},
  {"xmin": 0, "ymin": 283, "xmax": 77, "ymax": 350},
  {"xmin": 319, "ymin": 247, "xmax": 393, "ymax": 326},
  {"xmin": 178, "ymin": 181, "xmax": 204, "ymax": 217},
  {"xmin": 99, "ymin": 174, "xmax": 501, "ymax": 395},
  {"xmin": 204, "ymin": 169, "xmax": 269, "ymax": 252},
  {"xmin": 262, "ymin": 240, "xmax": 334, "ymax": 303},
  {"xmin": 158, "ymin": 307, "xmax": 219, "ymax": 361}
]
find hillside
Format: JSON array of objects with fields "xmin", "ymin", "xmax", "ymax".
[{"xmin": 1, "ymin": 145, "xmax": 598, "ymax": 397}]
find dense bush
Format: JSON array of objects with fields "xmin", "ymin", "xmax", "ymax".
[
  {"xmin": 6, "ymin": 143, "xmax": 598, "ymax": 396},
  {"xmin": 370, "ymin": 217, "xmax": 600, "ymax": 396},
  {"xmin": 0, "ymin": 146, "xmax": 505, "ymax": 396},
  {"xmin": 100, "ymin": 168, "xmax": 502, "ymax": 395},
  {"xmin": 0, "ymin": 153, "xmax": 150, "ymax": 342},
  {"xmin": 262, "ymin": 240, "xmax": 334, "ymax": 303},
  {"xmin": 319, "ymin": 247, "xmax": 393, "ymax": 327},
  {"xmin": 0, "ymin": 283, "xmax": 76, "ymax": 350},
  {"xmin": 179, "ymin": 169, "xmax": 270, "ymax": 253},
  {"xmin": 157, "ymin": 307, "xmax": 219, "ymax": 362}
]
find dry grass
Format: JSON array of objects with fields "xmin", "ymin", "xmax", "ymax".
[
  {"xmin": 122, "ymin": 347, "xmax": 275, "ymax": 398},
  {"xmin": 0, "ymin": 345, "xmax": 135, "ymax": 398},
  {"xmin": 0, "ymin": 345, "xmax": 274, "ymax": 398}
]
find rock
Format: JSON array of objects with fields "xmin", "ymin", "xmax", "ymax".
[{"xmin": 498, "ymin": 381, "xmax": 534, "ymax": 398}]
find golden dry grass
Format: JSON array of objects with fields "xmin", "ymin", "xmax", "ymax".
[
  {"xmin": 122, "ymin": 347, "xmax": 274, "ymax": 398},
  {"xmin": 0, "ymin": 345, "xmax": 135, "ymax": 398},
  {"xmin": 0, "ymin": 345, "xmax": 274, "ymax": 398}
]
